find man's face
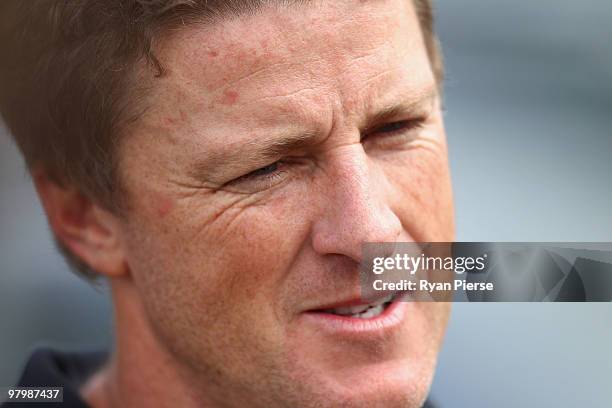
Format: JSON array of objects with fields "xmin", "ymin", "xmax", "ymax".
[{"xmin": 117, "ymin": 0, "xmax": 454, "ymax": 406}]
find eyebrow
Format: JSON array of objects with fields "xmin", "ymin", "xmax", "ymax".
[
  {"xmin": 188, "ymin": 87, "xmax": 437, "ymax": 180},
  {"xmin": 254, "ymin": 129, "xmax": 322, "ymax": 161},
  {"xmin": 364, "ymin": 88, "xmax": 437, "ymax": 133},
  {"xmin": 188, "ymin": 129, "xmax": 321, "ymax": 181}
]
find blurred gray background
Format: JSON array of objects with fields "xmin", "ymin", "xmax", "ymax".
[{"xmin": 1, "ymin": 0, "xmax": 611, "ymax": 407}]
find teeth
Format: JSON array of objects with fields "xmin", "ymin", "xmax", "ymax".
[
  {"xmin": 332, "ymin": 304, "xmax": 370, "ymax": 315},
  {"xmin": 324, "ymin": 294, "xmax": 396, "ymax": 319},
  {"xmin": 352, "ymin": 304, "xmax": 385, "ymax": 319}
]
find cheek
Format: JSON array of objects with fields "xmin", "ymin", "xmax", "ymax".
[
  {"xmin": 120, "ymin": 190, "xmax": 315, "ymax": 372},
  {"xmin": 156, "ymin": 196, "xmax": 174, "ymax": 218},
  {"xmin": 128, "ymin": 189, "xmax": 312, "ymax": 313},
  {"xmin": 384, "ymin": 144, "xmax": 454, "ymax": 241},
  {"xmin": 203, "ymin": 196, "xmax": 303, "ymax": 278}
]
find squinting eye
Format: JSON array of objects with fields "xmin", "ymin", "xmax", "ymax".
[
  {"xmin": 361, "ymin": 118, "xmax": 427, "ymax": 151},
  {"xmin": 225, "ymin": 161, "xmax": 287, "ymax": 192},
  {"xmin": 246, "ymin": 162, "xmax": 279, "ymax": 178},
  {"xmin": 372, "ymin": 119, "xmax": 424, "ymax": 136}
]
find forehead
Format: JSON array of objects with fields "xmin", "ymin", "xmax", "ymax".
[{"xmin": 139, "ymin": 0, "xmax": 433, "ymax": 146}]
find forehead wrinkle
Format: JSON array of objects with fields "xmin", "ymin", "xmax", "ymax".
[
  {"xmin": 207, "ymin": 60, "xmax": 295, "ymax": 97},
  {"xmin": 182, "ymin": 76, "xmax": 437, "ymax": 184},
  {"xmin": 149, "ymin": 0, "xmax": 414, "ymax": 119},
  {"xmin": 160, "ymin": 0, "xmax": 398, "ymax": 98},
  {"xmin": 335, "ymin": 66, "xmax": 437, "ymax": 133},
  {"xmin": 328, "ymin": 7, "xmax": 432, "ymax": 128},
  {"xmin": 143, "ymin": 0, "xmax": 435, "ymax": 179}
]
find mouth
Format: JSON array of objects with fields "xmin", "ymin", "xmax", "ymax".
[
  {"xmin": 315, "ymin": 293, "xmax": 396, "ymax": 319},
  {"xmin": 302, "ymin": 291, "xmax": 409, "ymax": 335}
]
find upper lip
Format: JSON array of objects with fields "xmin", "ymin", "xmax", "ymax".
[{"xmin": 306, "ymin": 291, "xmax": 398, "ymax": 312}]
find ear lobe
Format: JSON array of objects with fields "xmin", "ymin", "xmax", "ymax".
[{"xmin": 33, "ymin": 172, "xmax": 128, "ymax": 278}]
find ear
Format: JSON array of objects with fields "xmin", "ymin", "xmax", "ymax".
[{"xmin": 33, "ymin": 171, "xmax": 128, "ymax": 278}]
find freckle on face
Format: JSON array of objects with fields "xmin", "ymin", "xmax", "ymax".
[
  {"xmin": 221, "ymin": 89, "xmax": 239, "ymax": 105},
  {"xmin": 156, "ymin": 196, "xmax": 174, "ymax": 218}
]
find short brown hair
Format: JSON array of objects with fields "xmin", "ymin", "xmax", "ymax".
[{"xmin": 0, "ymin": 0, "xmax": 442, "ymax": 276}]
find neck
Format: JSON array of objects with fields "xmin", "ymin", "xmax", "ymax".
[{"xmin": 81, "ymin": 278, "xmax": 213, "ymax": 408}]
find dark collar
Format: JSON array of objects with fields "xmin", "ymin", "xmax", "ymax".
[
  {"xmin": 8, "ymin": 348, "xmax": 438, "ymax": 407},
  {"xmin": 6, "ymin": 348, "xmax": 107, "ymax": 408}
]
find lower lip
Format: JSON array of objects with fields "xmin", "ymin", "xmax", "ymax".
[{"xmin": 301, "ymin": 300, "xmax": 408, "ymax": 336}]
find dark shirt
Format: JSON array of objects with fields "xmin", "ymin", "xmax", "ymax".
[
  {"xmin": 4, "ymin": 349, "xmax": 437, "ymax": 407},
  {"xmin": 2, "ymin": 349, "xmax": 106, "ymax": 408}
]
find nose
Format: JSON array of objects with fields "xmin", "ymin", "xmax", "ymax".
[{"xmin": 311, "ymin": 145, "xmax": 403, "ymax": 263}]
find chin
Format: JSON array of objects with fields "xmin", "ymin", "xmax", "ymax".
[
  {"xmin": 281, "ymin": 350, "xmax": 435, "ymax": 408},
  {"xmin": 279, "ymin": 300, "xmax": 445, "ymax": 407},
  {"xmin": 310, "ymin": 364, "xmax": 430, "ymax": 408},
  {"xmin": 336, "ymin": 359, "xmax": 432, "ymax": 406}
]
